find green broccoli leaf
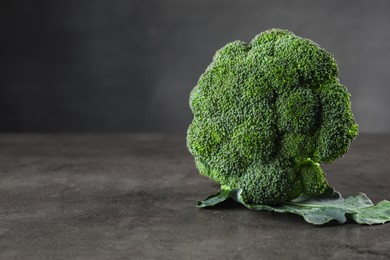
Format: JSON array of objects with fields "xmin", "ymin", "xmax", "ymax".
[
  {"xmin": 197, "ymin": 187, "xmax": 390, "ymax": 225},
  {"xmin": 349, "ymin": 201, "xmax": 390, "ymax": 225},
  {"xmin": 196, "ymin": 189, "xmax": 231, "ymax": 207}
]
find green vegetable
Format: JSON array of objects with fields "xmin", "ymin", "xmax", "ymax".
[
  {"xmin": 187, "ymin": 28, "xmax": 390, "ymax": 225},
  {"xmin": 197, "ymin": 187, "xmax": 390, "ymax": 225}
]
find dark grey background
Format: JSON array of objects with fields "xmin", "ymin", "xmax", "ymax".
[{"xmin": 1, "ymin": 0, "xmax": 390, "ymax": 133}]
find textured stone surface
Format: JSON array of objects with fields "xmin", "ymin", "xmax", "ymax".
[{"xmin": 0, "ymin": 134, "xmax": 389, "ymax": 259}]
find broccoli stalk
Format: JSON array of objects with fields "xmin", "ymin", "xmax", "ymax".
[{"xmin": 187, "ymin": 29, "xmax": 390, "ymax": 225}]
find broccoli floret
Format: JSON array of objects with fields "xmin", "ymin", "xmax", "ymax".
[{"xmin": 187, "ymin": 29, "xmax": 358, "ymax": 205}]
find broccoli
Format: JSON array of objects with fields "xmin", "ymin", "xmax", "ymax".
[{"xmin": 187, "ymin": 29, "xmax": 358, "ymax": 205}]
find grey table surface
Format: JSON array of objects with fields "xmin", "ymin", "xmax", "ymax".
[{"xmin": 0, "ymin": 134, "xmax": 389, "ymax": 259}]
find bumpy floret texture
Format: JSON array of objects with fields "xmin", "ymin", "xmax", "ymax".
[{"xmin": 187, "ymin": 29, "xmax": 358, "ymax": 205}]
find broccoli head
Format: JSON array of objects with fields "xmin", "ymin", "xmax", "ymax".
[{"xmin": 187, "ymin": 29, "xmax": 358, "ymax": 205}]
